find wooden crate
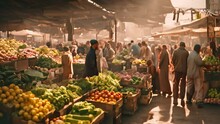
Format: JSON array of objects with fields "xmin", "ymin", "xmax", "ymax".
[
  {"xmin": 53, "ymin": 102, "xmax": 73, "ymax": 117},
  {"xmin": 92, "ymin": 111, "xmax": 105, "ymax": 124},
  {"xmin": 138, "ymin": 91, "xmax": 152, "ymax": 105},
  {"xmin": 0, "ymin": 103, "xmax": 15, "ymax": 124},
  {"xmin": 122, "ymin": 90, "xmax": 140, "ymax": 115},
  {"xmin": 15, "ymin": 59, "xmax": 29, "ymax": 71},
  {"xmin": 87, "ymin": 99, "xmax": 123, "ymax": 124},
  {"xmin": 28, "ymin": 57, "xmax": 37, "ymax": 67}
]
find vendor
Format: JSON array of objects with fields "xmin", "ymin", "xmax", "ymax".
[
  {"xmin": 84, "ymin": 39, "xmax": 99, "ymax": 77},
  {"xmin": 62, "ymin": 46, "xmax": 74, "ymax": 80}
]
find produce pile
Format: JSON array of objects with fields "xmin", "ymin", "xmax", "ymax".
[
  {"xmin": 120, "ymin": 87, "xmax": 137, "ymax": 96},
  {"xmin": 0, "ymin": 66, "xmax": 22, "ymax": 86},
  {"xmin": 50, "ymin": 101, "xmax": 103, "ymax": 124},
  {"xmin": 0, "ymin": 84, "xmax": 23, "ymax": 108},
  {"xmin": 32, "ymin": 86, "xmax": 79, "ymax": 110},
  {"xmin": 115, "ymin": 49, "xmax": 133, "ymax": 60},
  {"xmin": 117, "ymin": 72, "xmax": 145, "ymax": 85},
  {"xmin": 35, "ymin": 56, "xmax": 61, "ymax": 69},
  {"xmin": 87, "ymin": 73, "xmax": 121, "ymax": 91},
  {"xmin": 0, "ymin": 39, "xmax": 24, "ymax": 62},
  {"xmin": 203, "ymin": 56, "xmax": 220, "ymax": 72},
  {"xmin": 71, "ymin": 78, "xmax": 94, "ymax": 94},
  {"xmin": 204, "ymin": 88, "xmax": 220, "ymax": 105},
  {"xmin": 35, "ymin": 46, "xmax": 61, "ymax": 64},
  {"xmin": 132, "ymin": 59, "xmax": 146, "ymax": 65},
  {"xmin": 112, "ymin": 59, "xmax": 126, "ymax": 65},
  {"xmin": 86, "ymin": 90, "xmax": 122, "ymax": 104},
  {"xmin": 17, "ymin": 48, "xmax": 37, "ymax": 59},
  {"xmin": 16, "ymin": 92, "xmax": 54, "ymax": 122}
]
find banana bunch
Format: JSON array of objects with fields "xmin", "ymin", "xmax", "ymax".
[{"xmin": 208, "ymin": 88, "xmax": 220, "ymax": 99}]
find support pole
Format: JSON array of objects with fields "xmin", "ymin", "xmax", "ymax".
[{"xmin": 114, "ymin": 19, "xmax": 117, "ymax": 53}]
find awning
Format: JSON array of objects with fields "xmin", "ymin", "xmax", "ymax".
[
  {"xmin": 152, "ymin": 28, "xmax": 191, "ymax": 37},
  {"xmin": 11, "ymin": 30, "xmax": 43, "ymax": 36}
]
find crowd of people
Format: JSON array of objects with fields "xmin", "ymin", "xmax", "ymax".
[{"xmin": 57, "ymin": 39, "xmax": 220, "ymax": 108}]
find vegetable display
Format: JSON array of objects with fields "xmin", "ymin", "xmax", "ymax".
[
  {"xmin": 86, "ymin": 90, "xmax": 122, "ymax": 104},
  {"xmin": 32, "ymin": 86, "xmax": 79, "ymax": 110},
  {"xmin": 0, "ymin": 66, "xmax": 22, "ymax": 86},
  {"xmin": 35, "ymin": 56, "xmax": 61, "ymax": 69},
  {"xmin": 50, "ymin": 101, "xmax": 103, "ymax": 124},
  {"xmin": 204, "ymin": 88, "xmax": 220, "ymax": 105},
  {"xmin": 87, "ymin": 73, "xmax": 121, "ymax": 91},
  {"xmin": 120, "ymin": 87, "xmax": 137, "ymax": 95}
]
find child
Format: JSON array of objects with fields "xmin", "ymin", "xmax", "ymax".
[{"xmin": 147, "ymin": 60, "xmax": 160, "ymax": 94}]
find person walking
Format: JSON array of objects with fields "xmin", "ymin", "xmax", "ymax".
[
  {"xmin": 84, "ymin": 39, "xmax": 99, "ymax": 77},
  {"xmin": 172, "ymin": 42, "xmax": 189, "ymax": 106},
  {"xmin": 62, "ymin": 46, "xmax": 74, "ymax": 80},
  {"xmin": 186, "ymin": 44, "xmax": 204, "ymax": 108},
  {"xmin": 159, "ymin": 45, "xmax": 172, "ymax": 96}
]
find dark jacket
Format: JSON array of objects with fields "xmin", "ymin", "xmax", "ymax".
[
  {"xmin": 84, "ymin": 47, "xmax": 98, "ymax": 77},
  {"xmin": 172, "ymin": 47, "xmax": 189, "ymax": 73}
]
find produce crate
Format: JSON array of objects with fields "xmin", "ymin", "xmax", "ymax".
[
  {"xmin": 53, "ymin": 102, "xmax": 73, "ymax": 117},
  {"xmin": 0, "ymin": 103, "xmax": 15, "ymax": 124},
  {"xmin": 11, "ymin": 110, "xmax": 54, "ymax": 124},
  {"xmin": 87, "ymin": 99, "xmax": 123, "ymax": 124},
  {"xmin": 137, "ymin": 66, "xmax": 147, "ymax": 73},
  {"xmin": 122, "ymin": 90, "xmax": 140, "ymax": 115},
  {"xmin": 92, "ymin": 110, "xmax": 105, "ymax": 124},
  {"xmin": 73, "ymin": 63, "xmax": 85, "ymax": 78},
  {"xmin": 110, "ymin": 64, "xmax": 124, "ymax": 72},
  {"xmin": 15, "ymin": 59, "xmax": 29, "ymax": 71},
  {"xmin": 138, "ymin": 91, "xmax": 153, "ymax": 105},
  {"xmin": 28, "ymin": 57, "xmax": 37, "ymax": 67}
]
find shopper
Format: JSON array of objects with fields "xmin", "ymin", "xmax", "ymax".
[
  {"xmin": 131, "ymin": 40, "xmax": 140, "ymax": 58},
  {"xmin": 147, "ymin": 60, "xmax": 160, "ymax": 94},
  {"xmin": 139, "ymin": 41, "xmax": 147, "ymax": 59},
  {"xmin": 172, "ymin": 42, "xmax": 189, "ymax": 106},
  {"xmin": 159, "ymin": 45, "xmax": 172, "ymax": 96},
  {"xmin": 186, "ymin": 44, "xmax": 204, "ymax": 108},
  {"xmin": 62, "ymin": 46, "xmax": 74, "ymax": 80},
  {"xmin": 84, "ymin": 39, "xmax": 99, "ymax": 77},
  {"xmin": 104, "ymin": 43, "xmax": 115, "ymax": 63}
]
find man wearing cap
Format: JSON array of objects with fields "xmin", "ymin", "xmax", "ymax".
[
  {"xmin": 172, "ymin": 42, "xmax": 189, "ymax": 107},
  {"xmin": 84, "ymin": 39, "xmax": 99, "ymax": 77}
]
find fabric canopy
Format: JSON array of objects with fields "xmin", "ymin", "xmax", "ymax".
[{"xmin": 11, "ymin": 30, "xmax": 43, "ymax": 36}]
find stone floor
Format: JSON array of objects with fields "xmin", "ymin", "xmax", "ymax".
[{"xmin": 122, "ymin": 94, "xmax": 220, "ymax": 124}]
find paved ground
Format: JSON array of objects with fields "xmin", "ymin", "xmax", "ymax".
[{"xmin": 122, "ymin": 94, "xmax": 220, "ymax": 124}]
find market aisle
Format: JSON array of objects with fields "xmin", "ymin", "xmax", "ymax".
[{"xmin": 122, "ymin": 95, "xmax": 220, "ymax": 124}]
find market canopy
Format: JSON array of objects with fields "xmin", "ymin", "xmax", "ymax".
[
  {"xmin": 0, "ymin": 0, "xmax": 174, "ymax": 31},
  {"xmin": 11, "ymin": 30, "xmax": 43, "ymax": 36}
]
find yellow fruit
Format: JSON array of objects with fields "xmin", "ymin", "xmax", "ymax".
[
  {"xmin": 18, "ymin": 97, "xmax": 24, "ymax": 103},
  {"xmin": 29, "ymin": 94, "xmax": 35, "ymax": 98},
  {"xmin": 20, "ymin": 103, "xmax": 25, "ymax": 107},
  {"xmin": 43, "ymin": 108, "xmax": 49, "ymax": 114},
  {"xmin": 15, "ymin": 89, "xmax": 21, "ymax": 94},
  {"xmin": 2, "ymin": 86, "xmax": 9, "ymax": 92},
  {"xmin": 27, "ymin": 114, "xmax": 32, "ymax": 120},
  {"xmin": 31, "ymin": 109, "xmax": 37, "ymax": 116},
  {"xmin": 15, "ymin": 103, "xmax": 20, "ymax": 109},
  {"xmin": 1, "ymin": 94, "xmax": 6, "ymax": 98},
  {"xmin": 23, "ymin": 112, "xmax": 29, "ymax": 120},
  {"xmin": 2, "ymin": 99, "xmax": 7, "ymax": 104},
  {"xmin": 18, "ymin": 110, "xmax": 24, "ymax": 116},
  {"xmin": 14, "ymin": 86, "xmax": 19, "ymax": 90},
  {"xmin": 11, "ymin": 92, "xmax": 16, "ymax": 97},
  {"xmin": 9, "ymin": 89, "xmax": 14, "ymax": 93},
  {"xmin": 39, "ymin": 106, "xmax": 44, "ymax": 112},
  {"xmin": 33, "ymin": 108, "xmax": 39, "ymax": 113},
  {"xmin": 32, "ymin": 116, "xmax": 39, "ymax": 122},
  {"xmin": 8, "ymin": 96, "xmax": 14, "ymax": 101},
  {"xmin": 38, "ymin": 101, "xmax": 42, "ymax": 106},
  {"xmin": 9, "ymin": 84, "xmax": 15, "ymax": 88},
  {"xmin": 5, "ymin": 91, "xmax": 10, "ymax": 97}
]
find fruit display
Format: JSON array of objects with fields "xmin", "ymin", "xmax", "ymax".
[
  {"xmin": 31, "ymin": 66, "xmax": 49, "ymax": 75},
  {"xmin": 16, "ymin": 92, "xmax": 54, "ymax": 122},
  {"xmin": 87, "ymin": 73, "xmax": 121, "ymax": 91},
  {"xmin": 132, "ymin": 59, "xmax": 146, "ymax": 65},
  {"xmin": 32, "ymin": 86, "xmax": 79, "ymax": 110},
  {"xmin": 50, "ymin": 101, "xmax": 103, "ymax": 124},
  {"xmin": 203, "ymin": 56, "xmax": 220, "ymax": 72},
  {"xmin": 17, "ymin": 48, "xmax": 37, "ymax": 59},
  {"xmin": 204, "ymin": 88, "xmax": 220, "ymax": 105},
  {"xmin": 117, "ymin": 71, "xmax": 145, "ymax": 85},
  {"xmin": 35, "ymin": 46, "xmax": 60, "ymax": 57},
  {"xmin": 0, "ymin": 84, "xmax": 23, "ymax": 108},
  {"xmin": 0, "ymin": 38, "xmax": 25, "ymax": 63},
  {"xmin": 35, "ymin": 56, "xmax": 61, "ymax": 69},
  {"xmin": 86, "ymin": 90, "xmax": 122, "ymax": 104},
  {"xmin": 120, "ymin": 87, "xmax": 137, "ymax": 95},
  {"xmin": 112, "ymin": 59, "xmax": 126, "ymax": 65}
]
